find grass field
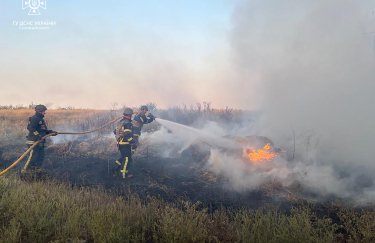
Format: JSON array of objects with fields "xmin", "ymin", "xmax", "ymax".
[
  {"xmin": 0, "ymin": 107, "xmax": 374, "ymax": 242},
  {"xmin": 2, "ymin": 175, "xmax": 374, "ymax": 243}
]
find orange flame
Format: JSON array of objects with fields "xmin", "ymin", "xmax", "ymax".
[{"xmin": 245, "ymin": 143, "xmax": 278, "ymax": 164}]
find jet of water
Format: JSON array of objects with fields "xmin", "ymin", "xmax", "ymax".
[{"xmin": 155, "ymin": 118, "xmax": 240, "ymax": 150}]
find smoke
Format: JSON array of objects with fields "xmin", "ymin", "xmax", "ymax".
[
  {"xmin": 141, "ymin": 110, "xmax": 374, "ymax": 204},
  {"xmin": 155, "ymin": 118, "xmax": 240, "ymax": 149},
  {"xmin": 141, "ymin": 119, "xmax": 240, "ymax": 158},
  {"xmin": 142, "ymin": 1, "xmax": 375, "ymax": 204},
  {"xmin": 228, "ymin": 0, "xmax": 375, "ymax": 203},
  {"xmin": 141, "ymin": 126, "xmax": 187, "ymax": 157}
]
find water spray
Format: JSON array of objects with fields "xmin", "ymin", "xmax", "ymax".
[
  {"xmin": 155, "ymin": 118, "xmax": 239, "ymax": 150},
  {"xmin": 155, "ymin": 118, "xmax": 280, "ymax": 164}
]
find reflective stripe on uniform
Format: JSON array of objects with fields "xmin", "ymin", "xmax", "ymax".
[
  {"xmin": 115, "ymin": 160, "xmax": 121, "ymax": 166},
  {"xmin": 26, "ymin": 140, "xmax": 35, "ymax": 145},
  {"xmin": 120, "ymin": 157, "xmax": 129, "ymax": 178},
  {"xmin": 118, "ymin": 136, "xmax": 132, "ymax": 144},
  {"xmin": 123, "ymin": 129, "xmax": 132, "ymax": 132},
  {"xmin": 22, "ymin": 149, "xmax": 34, "ymax": 173},
  {"xmin": 134, "ymin": 134, "xmax": 140, "ymax": 137},
  {"xmin": 33, "ymin": 131, "xmax": 39, "ymax": 135}
]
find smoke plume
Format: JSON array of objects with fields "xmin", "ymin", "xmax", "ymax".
[
  {"xmin": 229, "ymin": 0, "xmax": 375, "ymax": 203},
  {"xmin": 144, "ymin": 1, "xmax": 375, "ymax": 204}
]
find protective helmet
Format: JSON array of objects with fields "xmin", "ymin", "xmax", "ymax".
[
  {"xmin": 123, "ymin": 107, "xmax": 133, "ymax": 116},
  {"xmin": 35, "ymin": 104, "xmax": 47, "ymax": 113},
  {"xmin": 140, "ymin": 105, "xmax": 148, "ymax": 111}
]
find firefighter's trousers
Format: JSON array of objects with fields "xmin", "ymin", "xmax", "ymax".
[
  {"xmin": 26, "ymin": 142, "xmax": 45, "ymax": 170},
  {"xmin": 115, "ymin": 144, "xmax": 133, "ymax": 178}
]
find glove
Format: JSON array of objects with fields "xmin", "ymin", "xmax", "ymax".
[
  {"xmin": 48, "ymin": 130, "xmax": 58, "ymax": 136},
  {"xmin": 132, "ymin": 144, "xmax": 138, "ymax": 150},
  {"xmin": 148, "ymin": 113, "xmax": 155, "ymax": 119}
]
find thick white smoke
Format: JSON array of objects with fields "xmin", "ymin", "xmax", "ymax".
[
  {"xmin": 148, "ymin": 117, "xmax": 375, "ymax": 204},
  {"xmin": 143, "ymin": 1, "xmax": 375, "ymax": 204},
  {"xmin": 229, "ymin": 0, "xmax": 375, "ymax": 203}
]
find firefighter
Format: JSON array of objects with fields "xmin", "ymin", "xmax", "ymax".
[
  {"xmin": 24, "ymin": 104, "xmax": 57, "ymax": 175},
  {"xmin": 132, "ymin": 105, "xmax": 155, "ymax": 150},
  {"xmin": 113, "ymin": 107, "xmax": 135, "ymax": 178}
]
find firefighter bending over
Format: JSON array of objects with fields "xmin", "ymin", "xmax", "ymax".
[
  {"xmin": 24, "ymin": 104, "xmax": 57, "ymax": 175},
  {"xmin": 132, "ymin": 105, "xmax": 155, "ymax": 150},
  {"xmin": 113, "ymin": 107, "xmax": 135, "ymax": 178}
]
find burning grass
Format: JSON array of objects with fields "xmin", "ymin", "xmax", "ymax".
[{"xmin": 245, "ymin": 143, "xmax": 279, "ymax": 164}]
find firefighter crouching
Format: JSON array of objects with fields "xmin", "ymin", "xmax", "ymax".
[
  {"xmin": 24, "ymin": 104, "xmax": 57, "ymax": 176},
  {"xmin": 132, "ymin": 105, "xmax": 155, "ymax": 151},
  {"xmin": 113, "ymin": 108, "xmax": 135, "ymax": 178}
]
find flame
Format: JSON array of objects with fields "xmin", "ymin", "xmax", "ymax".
[{"xmin": 245, "ymin": 143, "xmax": 278, "ymax": 164}]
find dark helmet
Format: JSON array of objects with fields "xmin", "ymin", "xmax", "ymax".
[
  {"xmin": 140, "ymin": 105, "xmax": 148, "ymax": 111},
  {"xmin": 35, "ymin": 104, "xmax": 47, "ymax": 113},
  {"xmin": 123, "ymin": 107, "xmax": 133, "ymax": 116}
]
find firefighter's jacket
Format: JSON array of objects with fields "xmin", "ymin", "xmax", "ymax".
[
  {"xmin": 132, "ymin": 113, "xmax": 154, "ymax": 136},
  {"xmin": 114, "ymin": 119, "xmax": 134, "ymax": 145},
  {"xmin": 26, "ymin": 112, "xmax": 53, "ymax": 143}
]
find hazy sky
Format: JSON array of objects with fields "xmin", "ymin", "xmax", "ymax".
[
  {"xmin": 0, "ymin": 0, "xmax": 239, "ymax": 109},
  {"xmin": 0, "ymin": 1, "xmax": 374, "ymax": 110}
]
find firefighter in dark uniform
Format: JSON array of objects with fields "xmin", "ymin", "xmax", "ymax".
[
  {"xmin": 132, "ymin": 105, "xmax": 155, "ymax": 150},
  {"xmin": 24, "ymin": 104, "xmax": 57, "ymax": 174},
  {"xmin": 113, "ymin": 108, "xmax": 135, "ymax": 178}
]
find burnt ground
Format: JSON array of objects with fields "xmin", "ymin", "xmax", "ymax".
[{"xmin": 0, "ymin": 140, "xmax": 303, "ymax": 211}]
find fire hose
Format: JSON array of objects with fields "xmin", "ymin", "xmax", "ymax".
[{"xmin": 0, "ymin": 116, "xmax": 123, "ymax": 177}]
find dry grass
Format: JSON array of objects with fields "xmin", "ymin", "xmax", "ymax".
[
  {"xmin": 1, "ymin": 176, "xmax": 360, "ymax": 243},
  {"xmin": 0, "ymin": 109, "xmax": 115, "ymax": 146}
]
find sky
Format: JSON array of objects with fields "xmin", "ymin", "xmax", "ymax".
[
  {"xmin": 1, "ymin": 1, "xmax": 374, "ymax": 110},
  {"xmin": 0, "ymin": 0, "xmax": 239, "ymax": 109}
]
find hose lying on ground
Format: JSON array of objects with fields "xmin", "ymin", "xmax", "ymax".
[{"xmin": 0, "ymin": 116, "xmax": 123, "ymax": 177}]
